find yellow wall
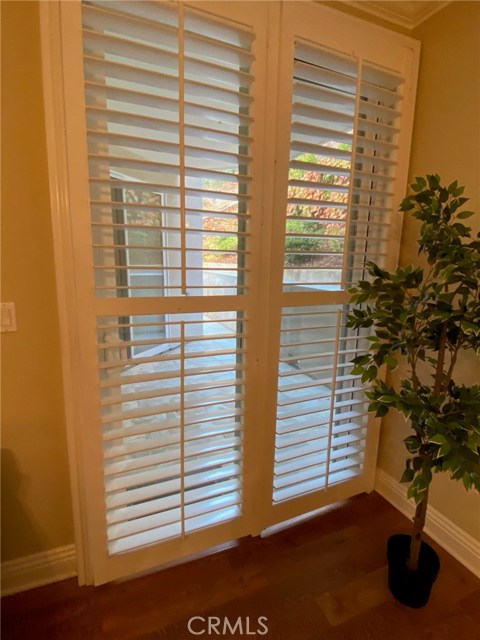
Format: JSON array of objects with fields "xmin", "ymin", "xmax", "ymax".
[
  {"xmin": 377, "ymin": 0, "xmax": 480, "ymax": 540},
  {"xmin": 1, "ymin": 0, "xmax": 478, "ymax": 567},
  {"xmin": 1, "ymin": 1, "xmax": 74, "ymax": 561}
]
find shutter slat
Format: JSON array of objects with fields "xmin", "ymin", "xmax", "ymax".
[
  {"xmin": 88, "ymin": 159, "xmax": 251, "ymax": 184},
  {"xmin": 86, "ymin": 0, "xmax": 179, "ymax": 27},
  {"xmin": 184, "ymin": 55, "xmax": 254, "ymax": 89},
  {"xmin": 294, "ymin": 60, "xmax": 356, "ymax": 94},
  {"xmin": 101, "ymin": 362, "xmax": 244, "ymax": 389},
  {"xmin": 107, "ymin": 491, "xmax": 242, "ymax": 541},
  {"xmin": 85, "ymin": 81, "xmax": 252, "ymax": 127},
  {"xmin": 101, "ymin": 377, "xmax": 240, "ymax": 408},
  {"xmin": 293, "ymin": 102, "xmax": 354, "ymax": 127},
  {"xmin": 83, "ymin": 3, "xmax": 179, "ymax": 50},
  {"xmin": 277, "ymin": 413, "xmax": 367, "ymax": 437},
  {"xmin": 289, "ymin": 159, "xmax": 350, "ymax": 176},
  {"xmin": 84, "ymin": 54, "xmax": 178, "ymax": 94},
  {"xmin": 105, "ymin": 448, "xmax": 242, "ymax": 493},
  {"xmin": 102, "ymin": 391, "xmax": 244, "ymax": 425},
  {"xmin": 105, "ymin": 422, "xmax": 240, "ymax": 460},
  {"xmin": 104, "ymin": 436, "xmax": 242, "ymax": 477},
  {"xmin": 185, "ymin": 30, "xmax": 254, "ymax": 68},
  {"xmin": 103, "ymin": 409, "xmax": 242, "ymax": 443},
  {"xmin": 293, "ymin": 80, "xmax": 355, "ymax": 110},
  {"xmin": 88, "ymin": 130, "xmax": 251, "ymax": 165},
  {"xmin": 291, "ymin": 121, "xmax": 353, "ymax": 145},
  {"xmin": 278, "ymin": 386, "xmax": 366, "ymax": 408},
  {"xmin": 107, "ymin": 478, "xmax": 241, "ymax": 526},
  {"xmin": 276, "ymin": 430, "xmax": 365, "ymax": 456},
  {"xmin": 82, "ymin": 30, "xmax": 179, "ymax": 73},
  {"xmin": 105, "ymin": 462, "xmax": 240, "ymax": 509}
]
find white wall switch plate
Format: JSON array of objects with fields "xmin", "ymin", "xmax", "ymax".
[{"xmin": 1, "ymin": 303, "xmax": 17, "ymax": 332}]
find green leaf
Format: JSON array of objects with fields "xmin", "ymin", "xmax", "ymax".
[
  {"xmin": 447, "ymin": 180, "xmax": 458, "ymax": 194},
  {"xmin": 385, "ymin": 355, "xmax": 398, "ymax": 371},
  {"xmin": 407, "ymin": 485, "xmax": 417, "ymax": 501},
  {"xmin": 439, "ymin": 188, "xmax": 449, "ymax": 203},
  {"xmin": 463, "ymin": 473, "xmax": 472, "ymax": 491},
  {"xmin": 430, "ymin": 434, "xmax": 451, "ymax": 458},
  {"xmin": 375, "ymin": 404, "xmax": 389, "ymax": 418},
  {"xmin": 461, "ymin": 320, "xmax": 480, "ymax": 335},
  {"xmin": 415, "ymin": 176, "xmax": 427, "ymax": 189},
  {"xmin": 400, "ymin": 199, "xmax": 414, "ymax": 212},
  {"xmin": 457, "ymin": 210, "xmax": 474, "ymax": 219},
  {"xmin": 401, "ymin": 468, "xmax": 415, "ymax": 483},
  {"xmin": 404, "ymin": 436, "xmax": 421, "ymax": 453}
]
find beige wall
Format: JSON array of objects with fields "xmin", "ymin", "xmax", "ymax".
[
  {"xmin": 1, "ymin": 0, "xmax": 478, "ymax": 567},
  {"xmin": 1, "ymin": 1, "xmax": 74, "ymax": 561},
  {"xmin": 377, "ymin": 0, "xmax": 480, "ymax": 540}
]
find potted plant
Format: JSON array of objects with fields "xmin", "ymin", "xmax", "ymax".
[{"xmin": 346, "ymin": 174, "xmax": 480, "ymax": 608}]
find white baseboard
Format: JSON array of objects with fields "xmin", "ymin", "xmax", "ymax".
[
  {"xmin": 1, "ymin": 544, "xmax": 77, "ymax": 596},
  {"xmin": 375, "ymin": 468, "xmax": 480, "ymax": 578}
]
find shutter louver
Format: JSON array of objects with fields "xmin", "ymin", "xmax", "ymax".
[
  {"xmin": 99, "ymin": 312, "xmax": 245, "ymax": 554},
  {"xmin": 83, "ymin": 1, "xmax": 254, "ymax": 298},
  {"xmin": 273, "ymin": 306, "xmax": 370, "ymax": 503},
  {"xmin": 283, "ymin": 43, "xmax": 403, "ymax": 291}
]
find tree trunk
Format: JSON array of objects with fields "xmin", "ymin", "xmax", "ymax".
[{"xmin": 408, "ymin": 486, "xmax": 429, "ymax": 571}]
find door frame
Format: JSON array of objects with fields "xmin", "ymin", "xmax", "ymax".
[{"xmin": 40, "ymin": 0, "xmax": 420, "ymax": 585}]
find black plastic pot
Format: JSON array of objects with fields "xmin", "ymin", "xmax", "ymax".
[{"xmin": 387, "ymin": 534, "xmax": 440, "ymax": 608}]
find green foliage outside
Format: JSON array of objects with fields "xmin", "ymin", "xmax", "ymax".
[
  {"xmin": 346, "ymin": 175, "xmax": 480, "ymax": 569},
  {"xmin": 285, "ymin": 218, "xmax": 330, "ymax": 265},
  {"xmin": 285, "ymin": 152, "xmax": 348, "ymax": 266}
]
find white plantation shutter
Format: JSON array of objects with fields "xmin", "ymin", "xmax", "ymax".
[
  {"xmin": 83, "ymin": 0, "xmax": 253, "ymax": 297},
  {"xmin": 41, "ymin": 0, "xmax": 419, "ymax": 583},
  {"xmin": 273, "ymin": 305, "xmax": 370, "ymax": 503},
  {"xmin": 267, "ymin": 17, "xmax": 417, "ymax": 518},
  {"xmin": 99, "ymin": 313, "xmax": 245, "ymax": 554},
  {"xmin": 83, "ymin": 0, "xmax": 255, "ymax": 553},
  {"xmin": 283, "ymin": 42, "xmax": 403, "ymax": 290},
  {"xmin": 62, "ymin": 0, "xmax": 267, "ymax": 581}
]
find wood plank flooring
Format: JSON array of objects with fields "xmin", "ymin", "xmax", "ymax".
[{"xmin": 2, "ymin": 493, "xmax": 479, "ymax": 639}]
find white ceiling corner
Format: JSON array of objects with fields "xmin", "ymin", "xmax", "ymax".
[{"xmin": 343, "ymin": 1, "xmax": 451, "ymax": 29}]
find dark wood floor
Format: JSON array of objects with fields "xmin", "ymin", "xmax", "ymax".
[{"xmin": 2, "ymin": 492, "xmax": 479, "ymax": 639}]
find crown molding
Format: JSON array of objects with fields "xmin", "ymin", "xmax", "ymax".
[{"xmin": 344, "ymin": 1, "xmax": 451, "ymax": 29}]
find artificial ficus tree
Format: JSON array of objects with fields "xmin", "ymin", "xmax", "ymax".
[{"xmin": 347, "ymin": 175, "xmax": 480, "ymax": 571}]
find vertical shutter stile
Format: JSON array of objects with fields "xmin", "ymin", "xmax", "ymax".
[{"xmin": 178, "ymin": 4, "xmax": 187, "ymax": 296}]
